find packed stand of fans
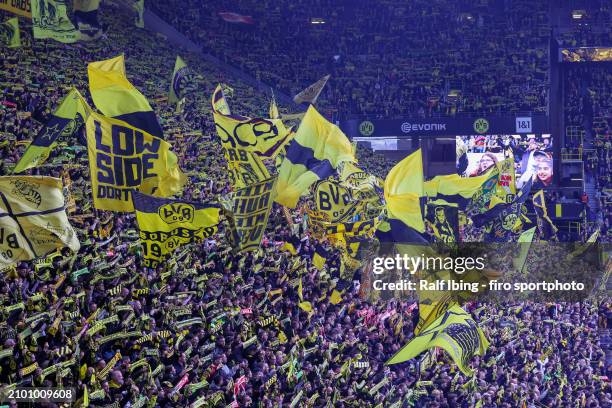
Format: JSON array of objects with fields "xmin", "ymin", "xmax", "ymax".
[
  {"xmin": 564, "ymin": 65, "xmax": 612, "ymax": 241},
  {"xmin": 149, "ymin": 0, "xmax": 550, "ymax": 119},
  {"xmin": 1, "ymin": 4, "xmax": 611, "ymax": 408}
]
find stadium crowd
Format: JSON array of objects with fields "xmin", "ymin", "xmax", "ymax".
[
  {"xmin": 0, "ymin": 2, "xmax": 611, "ymax": 408},
  {"xmin": 149, "ymin": 0, "xmax": 550, "ymax": 119}
]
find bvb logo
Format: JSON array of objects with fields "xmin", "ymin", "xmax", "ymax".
[
  {"xmin": 473, "ymin": 118, "xmax": 489, "ymax": 134},
  {"xmin": 158, "ymin": 203, "xmax": 195, "ymax": 224},
  {"xmin": 359, "ymin": 121, "xmax": 374, "ymax": 136},
  {"xmin": 502, "ymin": 213, "xmax": 518, "ymax": 230}
]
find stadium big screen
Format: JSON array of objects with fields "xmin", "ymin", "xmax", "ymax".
[{"xmin": 458, "ymin": 133, "xmax": 553, "ymax": 196}]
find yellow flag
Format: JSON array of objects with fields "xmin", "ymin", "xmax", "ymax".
[
  {"xmin": 133, "ymin": 191, "xmax": 220, "ymax": 268},
  {"xmin": 387, "ymin": 305, "xmax": 489, "ymax": 375},
  {"xmin": 298, "ymin": 301, "xmax": 313, "ymax": 313},
  {"xmin": 88, "ymin": 54, "xmax": 163, "ymax": 138},
  {"xmin": 212, "ymin": 85, "xmax": 294, "ymax": 158},
  {"xmin": 1, "ymin": 17, "xmax": 20, "ymax": 48},
  {"xmin": 424, "ymin": 172, "xmax": 493, "ymax": 204},
  {"xmin": 0, "ymin": 176, "xmax": 80, "ymax": 264},
  {"xmin": 269, "ymin": 93, "xmax": 280, "ymax": 119},
  {"xmin": 329, "ymin": 290, "xmax": 343, "ymax": 305},
  {"xmin": 14, "ymin": 88, "xmax": 90, "ymax": 173},
  {"xmin": 281, "ymin": 242, "xmax": 297, "ymax": 255},
  {"xmin": 275, "ymin": 105, "xmax": 355, "ymax": 208},
  {"xmin": 313, "ymin": 252, "xmax": 326, "ymax": 270},
  {"xmin": 85, "ymin": 111, "xmax": 186, "ymax": 212},
  {"xmin": 169, "ymin": 56, "xmax": 192, "ymax": 104},
  {"xmin": 384, "ymin": 149, "xmax": 425, "ymax": 233}
]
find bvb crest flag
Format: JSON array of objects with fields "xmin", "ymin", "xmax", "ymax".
[
  {"xmin": 313, "ymin": 179, "xmax": 359, "ymax": 223},
  {"xmin": 387, "ymin": 305, "xmax": 489, "ymax": 375},
  {"xmin": 222, "ymin": 177, "xmax": 276, "ymax": 252},
  {"xmin": 293, "ymin": 74, "xmax": 330, "ymax": 105},
  {"xmin": 31, "ymin": 0, "xmax": 80, "ymax": 43},
  {"xmin": 14, "ymin": 88, "xmax": 90, "ymax": 173},
  {"xmin": 169, "ymin": 56, "xmax": 194, "ymax": 104},
  {"xmin": 0, "ymin": 176, "xmax": 79, "ymax": 264},
  {"xmin": 275, "ymin": 105, "xmax": 355, "ymax": 208},
  {"xmin": 1, "ymin": 17, "xmax": 21, "ymax": 48},
  {"xmin": 133, "ymin": 191, "xmax": 220, "ymax": 268},
  {"xmin": 88, "ymin": 54, "xmax": 163, "ymax": 138},
  {"xmin": 85, "ymin": 111, "xmax": 187, "ymax": 212},
  {"xmin": 212, "ymin": 85, "xmax": 294, "ymax": 159}
]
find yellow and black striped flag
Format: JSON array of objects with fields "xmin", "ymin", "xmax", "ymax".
[
  {"xmin": 88, "ymin": 54, "xmax": 163, "ymax": 138},
  {"xmin": 14, "ymin": 88, "xmax": 90, "ymax": 173},
  {"xmin": 274, "ymin": 105, "xmax": 355, "ymax": 208},
  {"xmin": 133, "ymin": 191, "xmax": 220, "ymax": 268}
]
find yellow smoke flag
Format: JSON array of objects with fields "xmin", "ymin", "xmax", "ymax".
[
  {"xmin": 275, "ymin": 105, "xmax": 356, "ymax": 208},
  {"xmin": 85, "ymin": 111, "xmax": 186, "ymax": 212},
  {"xmin": 88, "ymin": 54, "xmax": 163, "ymax": 138},
  {"xmin": 293, "ymin": 74, "xmax": 330, "ymax": 105},
  {"xmin": 0, "ymin": 176, "xmax": 80, "ymax": 264},
  {"xmin": 387, "ymin": 305, "xmax": 489, "ymax": 376},
  {"xmin": 384, "ymin": 149, "xmax": 425, "ymax": 233}
]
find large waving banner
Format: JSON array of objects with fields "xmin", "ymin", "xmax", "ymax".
[
  {"xmin": 85, "ymin": 111, "xmax": 186, "ymax": 212},
  {"xmin": 211, "ymin": 85, "xmax": 293, "ymax": 188},
  {"xmin": 223, "ymin": 177, "xmax": 276, "ymax": 252},
  {"xmin": 387, "ymin": 305, "xmax": 489, "ymax": 375},
  {"xmin": 133, "ymin": 192, "xmax": 220, "ymax": 268},
  {"xmin": 0, "ymin": 176, "xmax": 79, "ymax": 264},
  {"xmin": 31, "ymin": 0, "xmax": 79, "ymax": 43},
  {"xmin": 14, "ymin": 88, "xmax": 89, "ymax": 173}
]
